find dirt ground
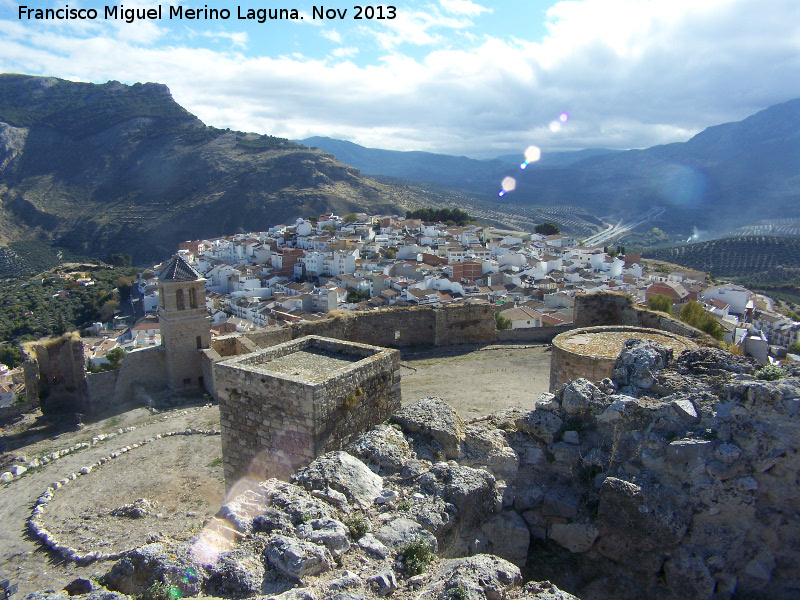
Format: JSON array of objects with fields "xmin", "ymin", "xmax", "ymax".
[
  {"xmin": 400, "ymin": 343, "xmax": 553, "ymax": 419},
  {"xmin": 0, "ymin": 343, "xmax": 553, "ymax": 595}
]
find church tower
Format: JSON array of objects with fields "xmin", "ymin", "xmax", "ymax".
[{"xmin": 157, "ymin": 254, "xmax": 211, "ymax": 390}]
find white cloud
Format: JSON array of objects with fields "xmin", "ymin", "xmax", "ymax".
[
  {"xmin": 321, "ymin": 29, "xmax": 343, "ymax": 44},
  {"xmin": 440, "ymin": 0, "xmax": 492, "ymax": 17},
  {"xmin": 200, "ymin": 30, "xmax": 248, "ymax": 48},
  {"xmin": 331, "ymin": 46, "xmax": 359, "ymax": 58},
  {"xmin": 0, "ymin": 0, "xmax": 799, "ymax": 157}
]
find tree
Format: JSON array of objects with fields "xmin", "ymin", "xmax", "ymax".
[
  {"xmin": 116, "ymin": 277, "xmax": 132, "ymax": 302},
  {"xmin": 104, "ymin": 348, "xmax": 126, "ymax": 370},
  {"xmin": 107, "ymin": 253, "xmax": 132, "ymax": 267},
  {"xmin": 346, "ymin": 289, "xmax": 370, "ymax": 303},
  {"xmin": 646, "ymin": 295, "xmax": 673, "ymax": 314},
  {"xmin": 0, "ymin": 344, "xmax": 23, "ymax": 368},
  {"xmin": 680, "ymin": 301, "xmax": 724, "ymax": 340},
  {"xmin": 535, "ymin": 222, "xmax": 560, "ymax": 235},
  {"xmin": 99, "ymin": 299, "xmax": 120, "ymax": 322},
  {"xmin": 789, "ymin": 341, "xmax": 800, "ymax": 354},
  {"xmin": 385, "ymin": 247, "xmax": 397, "ymax": 259},
  {"xmin": 495, "ymin": 311, "xmax": 512, "ymax": 330},
  {"xmin": 343, "ymin": 213, "xmax": 358, "ymax": 224}
]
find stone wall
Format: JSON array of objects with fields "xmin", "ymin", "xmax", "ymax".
[
  {"xmin": 573, "ymin": 291, "xmax": 720, "ymax": 346},
  {"xmin": 497, "ymin": 324, "xmax": 575, "ymax": 344},
  {"xmin": 244, "ymin": 304, "xmax": 496, "ymax": 351},
  {"xmin": 85, "ymin": 370, "xmax": 119, "ymax": 413},
  {"xmin": 215, "ymin": 336, "xmax": 400, "ymax": 488},
  {"xmin": 111, "ymin": 346, "xmax": 168, "ymax": 405},
  {"xmin": 549, "ymin": 326, "xmax": 698, "ymax": 391},
  {"xmin": 32, "ymin": 333, "xmax": 90, "ymax": 414}
]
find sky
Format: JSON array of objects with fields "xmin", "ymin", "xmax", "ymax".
[{"xmin": 1, "ymin": 0, "xmax": 800, "ymax": 158}]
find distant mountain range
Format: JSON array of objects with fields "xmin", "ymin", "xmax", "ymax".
[
  {"xmin": 296, "ymin": 136, "xmax": 620, "ymax": 188},
  {"xmin": 1, "ymin": 73, "xmax": 797, "ymax": 267},
  {"xmin": 0, "ymin": 75, "xmax": 433, "ymax": 264},
  {"xmin": 303, "ymin": 99, "xmax": 800, "ymax": 240}
]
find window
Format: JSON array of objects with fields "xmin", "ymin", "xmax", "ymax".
[
  {"xmin": 176, "ymin": 288, "xmax": 185, "ymax": 310},
  {"xmin": 196, "ymin": 335, "xmax": 202, "ymax": 349},
  {"xmin": 189, "ymin": 287, "xmax": 198, "ymax": 308}
]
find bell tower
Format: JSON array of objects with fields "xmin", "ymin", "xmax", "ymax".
[{"xmin": 157, "ymin": 254, "xmax": 211, "ymax": 390}]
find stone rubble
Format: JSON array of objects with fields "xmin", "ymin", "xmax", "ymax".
[{"xmin": 19, "ymin": 342, "xmax": 800, "ymax": 600}]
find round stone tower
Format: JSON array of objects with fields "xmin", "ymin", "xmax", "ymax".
[{"xmin": 157, "ymin": 254, "xmax": 211, "ymax": 390}]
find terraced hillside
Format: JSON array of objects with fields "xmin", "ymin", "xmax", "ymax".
[
  {"xmin": 645, "ymin": 236, "xmax": 800, "ymax": 303},
  {"xmin": 645, "ymin": 236, "xmax": 800, "ymax": 277}
]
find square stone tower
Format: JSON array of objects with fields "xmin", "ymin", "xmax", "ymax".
[{"xmin": 157, "ymin": 254, "xmax": 211, "ymax": 390}]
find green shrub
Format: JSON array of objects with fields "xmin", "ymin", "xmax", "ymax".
[
  {"xmin": 755, "ymin": 365, "xmax": 787, "ymax": 381},
  {"xmin": 400, "ymin": 539, "xmax": 434, "ymax": 576},
  {"xmin": 344, "ymin": 516, "xmax": 369, "ymax": 539}
]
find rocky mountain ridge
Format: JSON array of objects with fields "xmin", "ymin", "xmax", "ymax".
[
  {"xmin": 19, "ymin": 341, "xmax": 800, "ymax": 600},
  {"xmin": 0, "ymin": 74, "xmax": 432, "ymax": 264}
]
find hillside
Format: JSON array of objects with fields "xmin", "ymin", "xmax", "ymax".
[
  {"xmin": 307, "ymin": 100, "xmax": 800, "ymax": 241},
  {"xmin": 644, "ymin": 236, "xmax": 800, "ymax": 302},
  {"xmin": 0, "ymin": 75, "xmax": 434, "ymax": 264}
]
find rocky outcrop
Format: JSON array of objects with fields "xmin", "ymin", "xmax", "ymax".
[{"xmin": 37, "ymin": 343, "xmax": 800, "ymax": 600}]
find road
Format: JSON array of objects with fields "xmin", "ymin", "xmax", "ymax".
[{"xmin": 582, "ymin": 207, "xmax": 665, "ymax": 247}]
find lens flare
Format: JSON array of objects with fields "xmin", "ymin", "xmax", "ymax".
[
  {"xmin": 524, "ymin": 145, "xmax": 541, "ymax": 163},
  {"xmin": 559, "ymin": 112, "xmax": 569, "ymax": 122},
  {"xmin": 498, "ymin": 190, "xmax": 506, "ymax": 197},
  {"xmin": 501, "ymin": 176, "xmax": 516, "ymax": 192},
  {"xmin": 520, "ymin": 162, "xmax": 528, "ymax": 169},
  {"xmin": 549, "ymin": 121, "xmax": 561, "ymax": 133}
]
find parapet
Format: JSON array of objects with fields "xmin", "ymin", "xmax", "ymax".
[
  {"xmin": 214, "ymin": 335, "xmax": 400, "ymax": 488},
  {"xmin": 549, "ymin": 325, "xmax": 698, "ymax": 391}
]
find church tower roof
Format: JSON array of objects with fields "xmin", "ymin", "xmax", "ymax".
[{"xmin": 158, "ymin": 254, "xmax": 202, "ymax": 282}]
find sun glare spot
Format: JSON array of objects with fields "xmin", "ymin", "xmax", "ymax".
[
  {"xmin": 524, "ymin": 145, "xmax": 541, "ymax": 163},
  {"xmin": 501, "ymin": 176, "xmax": 516, "ymax": 192},
  {"xmin": 559, "ymin": 112, "xmax": 569, "ymax": 122},
  {"xmin": 520, "ymin": 162, "xmax": 528, "ymax": 169},
  {"xmin": 549, "ymin": 121, "xmax": 561, "ymax": 133}
]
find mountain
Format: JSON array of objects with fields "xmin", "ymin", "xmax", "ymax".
[
  {"xmin": 298, "ymin": 136, "xmax": 512, "ymax": 188},
  {"xmin": 0, "ymin": 75, "xmax": 432, "ymax": 264},
  {"xmin": 307, "ymin": 100, "xmax": 800, "ymax": 239}
]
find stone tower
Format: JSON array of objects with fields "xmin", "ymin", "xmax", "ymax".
[{"xmin": 157, "ymin": 254, "xmax": 211, "ymax": 390}]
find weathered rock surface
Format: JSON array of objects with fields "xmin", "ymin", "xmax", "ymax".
[
  {"xmin": 612, "ymin": 338, "xmax": 672, "ymax": 393},
  {"xmin": 347, "ymin": 424, "xmax": 413, "ymax": 472},
  {"xmin": 391, "ymin": 396, "xmax": 465, "ymax": 459},
  {"xmin": 424, "ymin": 555, "xmax": 521, "ymax": 600},
  {"xmin": 419, "ymin": 463, "xmax": 497, "ymax": 528},
  {"xmin": 264, "ymin": 534, "xmax": 334, "ymax": 581},
  {"xmin": 292, "ymin": 451, "xmax": 384, "ymax": 507},
  {"xmin": 103, "ymin": 542, "xmax": 203, "ymax": 597},
  {"xmin": 374, "ymin": 518, "xmax": 438, "ymax": 553}
]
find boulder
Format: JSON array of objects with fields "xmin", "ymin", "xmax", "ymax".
[
  {"xmin": 419, "ymin": 463, "xmax": 497, "ymax": 528},
  {"xmin": 424, "ymin": 554, "xmax": 521, "ymax": 600},
  {"xmin": 292, "ymin": 452, "xmax": 383, "ymax": 508},
  {"xmin": 374, "ymin": 518, "xmax": 438, "ymax": 553},
  {"xmin": 367, "ymin": 569, "xmax": 398, "ymax": 597},
  {"xmin": 612, "ymin": 339, "xmax": 672, "ymax": 392},
  {"xmin": 219, "ymin": 479, "xmax": 332, "ymax": 534},
  {"xmin": 478, "ymin": 510, "xmax": 530, "ymax": 566},
  {"xmin": 358, "ymin": 533, "xmax": 390, "ymax": 559},
  {"xmin": 464, "ymin": 425, "xmax": 519, "ymax": 477},
  {"xmin": 103, "ymin": 542, "xmax": 204, "ymax": 597},
  {"xmin": 518, "ymin": 581, "xmax": 581, "ymax": 600},
  {"xmin": 548, "ymin": 522, "xmax": 599, "ymax": 553},
  {"xmin": 264, "ymin": 535, "xmax": 334, "ymax": 581},
  {"xmin": 596, "ymin": 477, "xmax": 689, "ymax": 550},
  {"xmin": 515, "ymin": 410, "xmax": 563, "ymax": 444},
  {"xmin": 560, "ymin": 378, "xmax": 605, "ymax": 415},
  {"xmin": 296, "ymin": 517, "xmax": 351, "ymax": 556},
  {"xmin": 391, "ymin": 397, "xmax": 466, "ymax": 459},
  {"xmin": 205, "ymin": 548, "xmax": 265, "ymax": 596},
  {"xmin": 347, "ymin": 424, "xmax": 413, "ymax": 472},
  {"xmin": 664, "ymin": 551, "xmax": 715, "ymax": 600}
]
